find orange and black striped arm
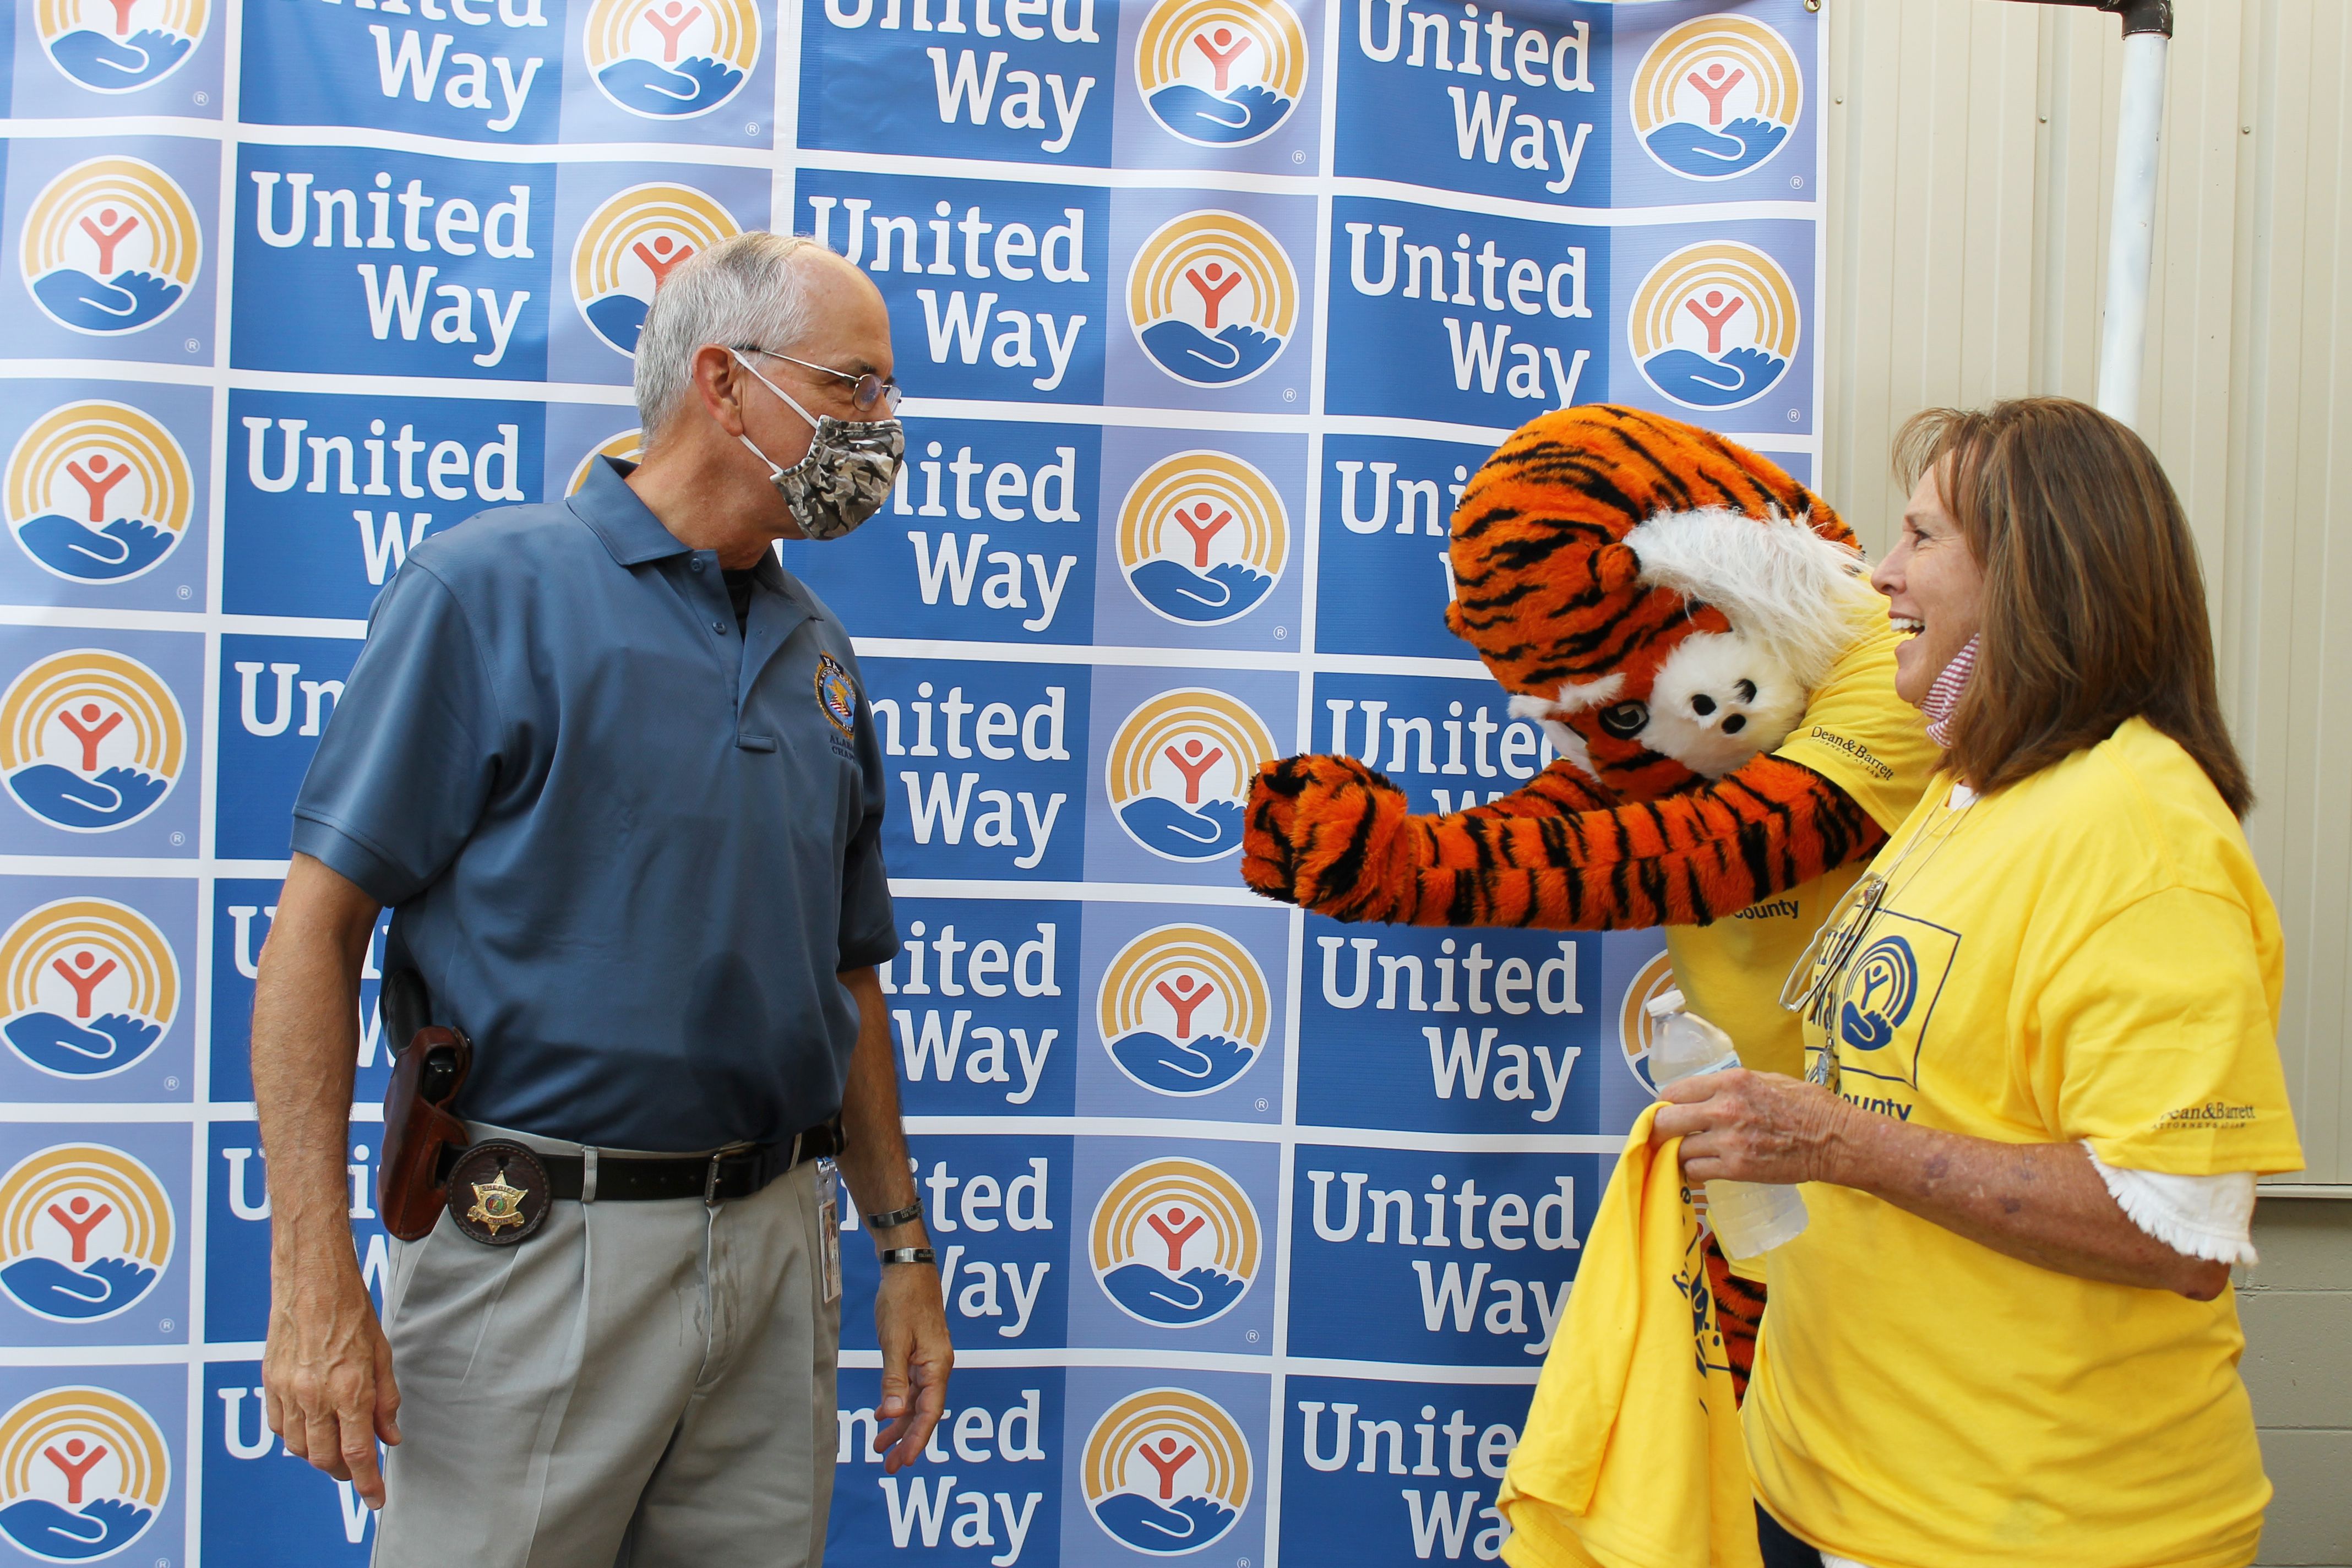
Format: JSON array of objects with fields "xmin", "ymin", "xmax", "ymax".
[
  {"xmin": 1701, "ymin": 1233, "xmax": 1767, "ymax": 1407},
  {"xmin": 1242, "ymin": 750, "xmax": 1886, "ymax": 929},
  {"xmin": 1450, "ymin": 758, "xmax": 1621, "ymax": 819}
]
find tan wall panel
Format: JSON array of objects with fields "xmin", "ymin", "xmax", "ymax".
[{"xmin": 1820, "ymin": 0, "xmax": 2348, "ymax": 1183}]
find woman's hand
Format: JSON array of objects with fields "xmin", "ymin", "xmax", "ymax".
[{"xmin": 1649, "ymin": 1068, "xmax": 1852, "ymax": 1185}]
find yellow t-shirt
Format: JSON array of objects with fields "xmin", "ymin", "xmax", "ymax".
[
  {"xmin": 1746, "ymin": 718, "xmax": 2306, "ymax": 1568},
  {"xmin": 1499, "ymin": 1104, "xmax": 1760, "ymax": 1568},
  {"xmin": 1666, "ymin": 617, "xmax": 1942, "ymax": 1077}
]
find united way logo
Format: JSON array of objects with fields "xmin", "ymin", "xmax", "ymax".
[
  {"xmin": 1083, "ymin": 1389, "xmax": 1251, "ymax": 1554},
  {"xmin": 1136, "ymin": 0, "xmax": 1307, "ymax": 147},
  {"xmin": 584, "ymin": 0, "xmax": 761, "ymax": 118},
  {"xmin": 21, "ymin": 159, "xmax": 202, "ymax": 337},
  {"xmin": 1092, "ymin": 1159, "xmax": 1260, "ymax": 1327},
  {"xmin": 572, "ymin": 184, "xmax": 743, "ymax": 357},
  {"xmin": 568, "ymin": 429, "xmax": 644, "ymax": 493},
  {"xmin": 0, "ymin": 1387, "xmax": 169, "ymax": 1561},
  {"xmin": 1837, "ymin": 934, "xmax": 1917, "ymax": 1054},
  {"xmin": 1099, "ymin": 924, "xmax": 1267, "ymax": 1095},
  {"xmin": 1618, "ymin": 949, "xmax": 1676, "ymax": 1094},
  {"xmin": 1629, "ymin": 242, "xmax": 1800, "ymax": 411},
  {"xmin": 0, "ymin": 900, "xmax": 177, "ymax": 1078},
  {"xmin": 1128, "ymin": 212, "xmax": 1297, "ymax": 388},
  {"xmin": 1104, "ymin": 689, "xmax": 1276, "ymax": 861},
  {"xmin": 36, "ymin": 0, "xmax": 208, "ymax": 92},
  {"xmin": 1631, "ymin": 15, "xmax": 1804, "ymax": 180},
  {"xmin": 6, "ymin": 404, "xmax": 192, "ymax": 584},
  {"xmin": 1118, "ymin": 452, "xmax": 1287, "ymax": 625},
  {"xmin": 0, "ymin": 651, "xmax": 186, "ymax": 832},
  {"xmin": 0, "ymin": 1146, "xmax": 173, "ymax": 1323}
]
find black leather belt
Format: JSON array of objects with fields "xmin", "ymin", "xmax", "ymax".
[{"xmin": 435, "ymin": 1118, "xmax": 842, "ymax": 1205}]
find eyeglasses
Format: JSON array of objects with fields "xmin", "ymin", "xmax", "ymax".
[{"xmin": 733, "ymin": 345, "xmax": 902, "ymax": 415}]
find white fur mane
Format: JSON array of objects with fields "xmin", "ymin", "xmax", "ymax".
[{"xmin": 1623, "ymin": 508, "xmax": 1876, "ymax": 692}]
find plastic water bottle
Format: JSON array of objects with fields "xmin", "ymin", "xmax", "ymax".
[{"xmin": 1643, "ymin": 988, "xmax": 1809, "ymax": 1258}]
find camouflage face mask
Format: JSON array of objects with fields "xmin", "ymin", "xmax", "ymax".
[{"xmin": 732, "ymin": 350, "xmax": 904, "ymax": 542}]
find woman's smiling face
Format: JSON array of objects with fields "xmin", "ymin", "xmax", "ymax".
[{"xmin": 1872, "ymin": 462, "xmax": 1986, "ymax": 706}]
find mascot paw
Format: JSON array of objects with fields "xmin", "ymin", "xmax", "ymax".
[{"xmin": 1244, "ymin": 754, "xmax": 1412, "ymax": 914}]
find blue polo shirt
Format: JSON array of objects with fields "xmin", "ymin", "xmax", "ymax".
[{"xmin": 291, "ymin": 458, "xmax": 899, "ymax": 1151}]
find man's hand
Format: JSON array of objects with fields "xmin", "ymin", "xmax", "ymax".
[
  {"xmin": 872, "ymin": 1261, "xmax": 952, "ymax": 1473},
  {"xmin": 263, "ymin": 1250, "xmax": 400, "ymax": 1506},
  {"xmin": 1649, "ymin": 1067, "xmax": 1849, "ymax": 1185}
]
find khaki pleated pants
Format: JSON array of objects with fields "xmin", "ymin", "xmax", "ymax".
[{"xmin": 370, "ymin": 1124, "xmax": 840, "ymax": 1568}]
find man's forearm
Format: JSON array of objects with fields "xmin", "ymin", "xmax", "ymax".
[
  {"xmin": 835, "ymin": 967, "xmax": 926, "ymax": 1243},
  {"xmin": 1820, "ymin": 1108, "xmax": 2227, "ymax": 1297},
  {"xmin": 253, "ymin": 856, "xmax": 380, "ymax": 1267}
]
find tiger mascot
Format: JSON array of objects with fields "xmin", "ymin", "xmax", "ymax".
[{"xmin": 1242, "ymin": 403, "xmax": 1942, "ymax": 1396}]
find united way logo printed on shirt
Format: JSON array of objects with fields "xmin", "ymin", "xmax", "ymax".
[
  {"xmin": 36, "ymin": 0, "xmax": 210, "ymax": 94},
  {"xmin": 1128, "ymin": 211, "xmax": 1297, "ymax": 387},
  {"xmin": 1104, "ymin": 689, "xmax": 1276, "ymax": 862},
  {"xmin": 0, "ymin": 1146, "xmax": 173, "ymax": 1324},
  {"xmin": 568, "ymin": 429, "xmax": 644, "ymax": 493},
  {"xmin": 1083, "ymin": 1388, "xmax": 1252, "ymax": 1554},
  {"xmin": 5, "ymin": 402, "xmax": 192, "ymax": 585},
  {"xmin": 1118, "ymin": 451, "xmax": 1287, "ymax": 626},
  {"xmin": 1824, "ymin": 910, "xmax": 1957, "ymax": 1091},
  {"xmin": 0, "ymin": 651, "xmax": 185, "ymax": 833},
  {"xmin": 0, "ymin": 1385, "xmax": 170, "ymax": 1560},
  {"xmin": 1099, "ymin": 923, "xmax": 1268, "ymax": 1095},
  {"xmin": 0, "ymin": 900, "xmax": 177, "ymax": 1080},
  {"xmin": 1616, "ymin": 949, "xmax": 1676, "ymax": 1095},
  {"xmin": 1631, "ymin": 15, "xmax": 1803, "ymax": 181},
  {"xmin": 20, "ymin": 159, "xmax": 203, "ymax": 337},
  {"xmin": 1838, "ymin": 934, "xmax": 1918, "ymax": 1054},
  {"xmin": 1629, "ymin": 241, "xmax": 1799, "ymax": 410},
  {"xmin": 1092, "ymin": 1158, "xmax": 1261, "ymax": 1327},
  {"xmin": 1136, "ymin": 0, "xmax": 1308, "ymax": 147},
  {"xmin": 571, "ymin": 183, "xmax": 742, "ymax": 357},
  {"xmin": 584, "ymin": 0, "xmax": 761, "ymax": 118}
]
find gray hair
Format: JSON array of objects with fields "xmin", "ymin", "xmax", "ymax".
[{"xmin": 632, "ymin": 231, "xmax": 820, "ymax": 445}]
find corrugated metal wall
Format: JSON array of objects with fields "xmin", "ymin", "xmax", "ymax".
[{"xmin": 1819, "ymin": 0, "xmax": 2350, "ymax": 1186}]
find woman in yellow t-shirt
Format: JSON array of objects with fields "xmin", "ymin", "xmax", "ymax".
[{"xmin": 1653, "ymin": 397, "xmax": 2304, "ymax": 1568}]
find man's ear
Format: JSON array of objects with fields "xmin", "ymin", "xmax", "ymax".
[{"xmin": 693, "ymin": 345, "xmax": 750, "ymax": 437}]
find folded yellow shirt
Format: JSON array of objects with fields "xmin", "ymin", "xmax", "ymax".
[{"xmin": 1498, "ymin": 1104, "xmax": 1760, "ymax": 1568}]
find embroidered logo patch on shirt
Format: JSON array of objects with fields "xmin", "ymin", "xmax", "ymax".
[{"xmin": 815, "ymin": 652, "xmax": 858, "ymax": 737}]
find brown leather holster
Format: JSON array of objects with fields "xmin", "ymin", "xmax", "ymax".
[{"xmin": 378, "ymin": 1023, "xmax": 473, "ymax": 1242}]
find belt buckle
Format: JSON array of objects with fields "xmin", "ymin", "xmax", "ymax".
[{"xmin": 704, "ymin": 1151, "xmax": 725, "ymax": 1207}]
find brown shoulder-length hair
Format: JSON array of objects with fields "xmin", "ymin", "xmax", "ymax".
[{"xmin": 1894, "ymin": 397, "xmax": 2251, "ymax": 816}]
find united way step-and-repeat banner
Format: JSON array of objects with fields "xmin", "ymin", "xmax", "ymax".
[{"xmin": 0, "ymin": 0, "xmax": 1817, "ymax": 1561}]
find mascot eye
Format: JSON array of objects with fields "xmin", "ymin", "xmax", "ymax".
[
  {"xmin": 1735, "ymin": 679, "xmax": 1758, "ymax": 703},
  {"xmin": 1597, "ymin": 701, "xmax": 1649, "ymax": 739}
]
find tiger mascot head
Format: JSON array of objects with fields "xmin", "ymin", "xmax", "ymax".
[{"xmin": 1446, "ymin": 404, "xmax": 1878, "ymax": 800}]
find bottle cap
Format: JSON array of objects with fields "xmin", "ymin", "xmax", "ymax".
[{"xmin": 1643, "ymin": 988, "xmax": 1687, "ymax": 1020}]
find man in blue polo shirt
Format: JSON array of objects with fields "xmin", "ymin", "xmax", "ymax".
[{"xmin": 248, "ymin": 232, "xmax": 950, "ymax": 1565}]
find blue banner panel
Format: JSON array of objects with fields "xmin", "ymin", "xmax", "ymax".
[
  {"xmin": 0, "ymin": 0, "xmax": 1821, "ymax": 1559},
  {"xmin": 1279, "ymin": 1374, "xmax": 1531, "ymax": 1563}
]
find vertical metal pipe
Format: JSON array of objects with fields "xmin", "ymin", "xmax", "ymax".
[{"xmin": 2096, "ymin": 29, "xmax": 2169, "ymax": 426}]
